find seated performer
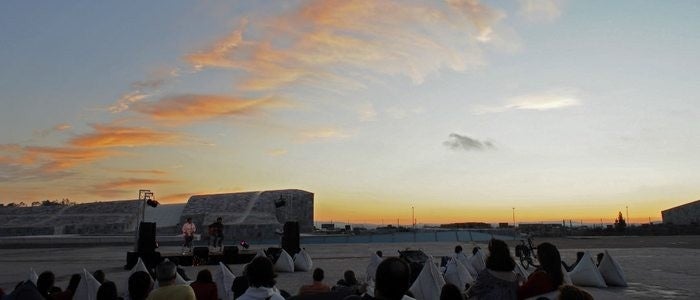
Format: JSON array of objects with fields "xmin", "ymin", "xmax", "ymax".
[
  {"xmin": 208, "ymin": 217, "xmax": 224, "ymax": 251},
  {"xmin": 182, "ymin": 217, "xmax": 196, "ymax": 254}
]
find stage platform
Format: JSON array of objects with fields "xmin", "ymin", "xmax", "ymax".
[{"xmin": 125, "ymin": 247, "xmax": 259, "ymax": 269}]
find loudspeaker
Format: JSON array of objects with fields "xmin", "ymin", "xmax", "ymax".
[
  {"xmin": 281, "ymin": 221, "xmax": 300, "ymax": 255},
  {"xmin": 137, "ymin": 222, "xmax": 157, "ymax": 253},
  {"xmin": 124, "ymin": 251, "xmax": 161, "ymax": 270},
  {"xmin": 223, "ymin": 246, "xmax": 239, "ymax": 264}
]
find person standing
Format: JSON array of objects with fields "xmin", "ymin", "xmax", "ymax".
[
  {"xmin": 182, "ymin": 217, "xmax": 196, "ymax": 254},
  {"xmin": 208, "ymin": 217, "xmax": 224, "ymax": 252}
]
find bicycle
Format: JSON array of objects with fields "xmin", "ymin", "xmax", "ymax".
[{"xmin": 514, "ymin": 236, "xmax": 539, "ymax": 270}]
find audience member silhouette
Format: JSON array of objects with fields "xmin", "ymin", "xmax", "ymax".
[
  {"xmin": 190, "ymin": 269, "xmax": 218, "ymax": 300},
  {"xmin": 93, "ymin": 269, "xmax": 106, "ymax": 284},
  {"xmin": 441, "ymin": 283, "xmax": 465, "ymax": 300},
  {"xmin": 148, "ymin": 260, "xmax": 196, "ymax": 300},
  {"xmin": 333, "ymin": 270, "xmax": 363, "ymax": 295},
  {"xmin": 128, "ymin": 271, "xmax": 153, "ymax": 300},
  {"xmin": 37, "ymin": 271, "xmax": 57, "ymax": 299},
  {"xmin": 518, "ymin": 242, "xmax": 564, "ymax": 299},
  {"xmin": 562, "ymin": 252, "xmax": 584, "ymax": 272},
  {"xmin": 374, "ymin": 257, "xmax": 412, "ymax": 300},
  {"xmin": 466, "ymin": 239, "xmax": 518, "ymax": 300},
  {"xmin": 96, "ymin": 281, "xmax": 122, "ymax": 300},
  {"xmin": 231, "ymin": 265, "xmax": 250, "ymax": 299},
  {"xmin": 52, "ymin": 273, "xmax": 81, "ymax": 300},
  {"xmin": 298, "ymin": 268, "xmax": 331, "ymax": 296},
  {"xmin": 237, "ymin": 256, "xmax": 285, "ymax": 300},
  {"xmin": 7, "ymin": 280, "xmax": 43, "ymax": 300}
]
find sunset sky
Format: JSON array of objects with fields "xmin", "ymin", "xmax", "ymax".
[{"xmin": 1, "ymin": 1, "xmax": 699, "ymax": 225}]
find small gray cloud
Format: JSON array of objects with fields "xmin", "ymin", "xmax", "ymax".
[{"xmin": 443, "ymin": 133, "xmax": 495, "ymax": 151}]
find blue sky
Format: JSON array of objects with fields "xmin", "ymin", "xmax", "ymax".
[{"xmin": 1, "ymin": 0, "xmax": 698, "ymax": 224}]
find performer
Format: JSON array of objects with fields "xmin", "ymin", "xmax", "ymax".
[
  {"xmin": 208, "ymin": 217, "xmax": 224, "ymax": 251},
  {"xmin": 182, "ymin": 217, "xmax": 196, "ymax": 254}
]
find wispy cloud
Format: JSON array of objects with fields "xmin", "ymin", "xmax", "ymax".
[
  {"xmin": 33, "ymin": 123, "xmax": 72, "ymax": 138},
  {"xmin": 69, "ymin": 124, "xmax": 180, "ymax": 148},
  {"xmin": 120, "ymin": 169, "xmax": 168, "ymax": 175},
  {"xmin": 517, "ymin": 0, "xmax": 563, "ymax": 22},
  {"xmin": 133, "ymin": 94, "xmax": 288, "ymax": 124},
  {"xmin": 443, "ymin": 133, "xmax": 496, "ymax": 151},
  {"xmin": 267, "ymin": 148, "xmax": 288, "ymax": 156},
  {"xmin": 109, "ymin": 91, "xmax": 149, "ymax": 113},
  {"xmin": 473, "ymin": 90, "xmax": 580, "ymax": 114},
  {"xmin": 185, "ymin": 0, "xmax": 510, "ymax": 92},
  {"xmin": 0, "ymin": 145, "xmax": 119, "ymax": 179},
  {"xmin": 299, "ymin": 127, "xmax": 351, "ymax": 142},
  {"xmin": 158, "ymin": 192, "xmax": 195, "ymax": 204},
  {"xmin": 90, "ymin": 178, "xmax": 177, "ymax": 198}
]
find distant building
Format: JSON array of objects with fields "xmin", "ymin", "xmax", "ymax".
[
  {"xmin": 440, "ymin": 222, "xmax": 492, "ymax": 229},
  {"xmin": 662, "ymin": 200, "xmax": 700, "ymax": 225},
  {"xmin": 518, "ymin": 223, "xmax": 563, "ymax": 235},
  {"xmin": 321, "ymin": 223, "xmax": 335, "ymax": 230}
]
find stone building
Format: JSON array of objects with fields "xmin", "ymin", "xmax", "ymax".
[{"xmin": 662, "ymin": 200, "xmax": 700, "ymax": 225}]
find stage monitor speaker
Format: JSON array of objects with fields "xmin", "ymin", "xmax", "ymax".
[
  {"xmin": 137, "ymin": 222, "xmax": 157, "ymax": 253},
  {"xmin": 223, "ymin": 246, "xmax": 239, "ymax": 264},
  {"xmin": 192, "ymin": 246, "xmax": 209, "ymax": 265},
  {"xmin": 281, "ymin": 221, "xmax": 300, "ymax": 255}
]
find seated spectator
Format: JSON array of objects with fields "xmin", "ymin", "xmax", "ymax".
[
  {"xmin": 190, "ymin": 269, "xmax": 218, "ymax": 300},
  {"xmin": 37, "ymin": 271, "xmax": 58, "ymax": 299},
  {"xmin": 147, "ymin": 261, "xmax": 196, "ymax": 300},
  {"xmin": 128, "ymin": 271, "xmax": 153, "ymax": 300},
  {"xmin": 96, "ymin": 281, "xmax": 122, "ymax": 300},
  {"xmin": 562, "ymin": 252, "xmax": 584, "ymax": 272},
  {"xmin": 466, "ymin": 239, "xmax": 519, "ymax": 299},
  {"xmin": 231, "ymin": 268, "xmax": 249, "ymax": 299},
  {"xmin": 333, "ymin": 270, "xmax": 363, "ymax": 295},
  {"xmin": 93, "ymin": 269, "xmax": 106, "ymax": 284},
  {"xmin": 518, "ymin": 242, "xmax": 564, "ymax": 299},
  {"xmin": 8, "ymin": 280, "xmax": 43, "ymax": 300},
  {"xmin": 557, "ymin": 285, "xmax": 593, "ymax": 300},
  {"xmin": 374, "ymin": 257, "xmax": 412, "ymax": 300},
  {"xmin": 376, "ymin": 250, "xmax": 383, "ymax": 258},
  {"xmin": 440, "ymin": 283, "xmax": 465, "ymax": 300},
  {"xmin": 299, "ymin": 268, "xmax": 331, "ymax": 296},
  {"xmin": 237, "ymin": 256, "xmax": 284, "ymax": 300},
  {"xmin": 52, "ymin": 273, "xmax": 81, "ymax": 300}
]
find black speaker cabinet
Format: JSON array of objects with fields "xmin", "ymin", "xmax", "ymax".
[
  {"xmin": 281, "ymin": 221, "xmax": 300, "ymax": 255},
  {"xmin": 137, "ymin": 222, "xmax": 157, "ymax": 253},
  {"xmin": 223, "ymin": 246, "xmax": 239, "ymax": 264},
  {"xmin": 124, "ymin": 251, "xmax": 161, "ymax": 270}
]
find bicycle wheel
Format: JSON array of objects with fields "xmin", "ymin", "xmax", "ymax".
[{"xmin": 520, "ymin": 256, "xmax": 531, "ymax": 269}]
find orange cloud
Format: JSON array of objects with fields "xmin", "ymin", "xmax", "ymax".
[
  {"xmin": 133, "ymin": 94, "xmax": 287, "ymax": 123},
  {"xmin": 158, "ymin": 192, "xmax": 196, "ymax": 204},
  {"xmin": 92, "ymin": 178, "xmax": 177, "ymax": 190},
  {"xmin": 185, "ymin": 0, "xmax": 507, "ymax": 92},
  {"xmin": 120, "ymin": 169, "xmax": 168, "ymax": 175},
  {"xmin": 70, "ymin": 124, "xmax": 180, "ymax": 148},
  {"xmin": 0, "ymin": 146, "xmax": 118, "ymax": 179}
]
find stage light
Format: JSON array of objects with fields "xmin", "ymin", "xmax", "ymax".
[
  {"xmin": 146, "ymin": 199, "xmax": 159, "ymax": 208},
  {"xmin": 239, "ymin": 240, "xmax": 250, "ymax": 249}
]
